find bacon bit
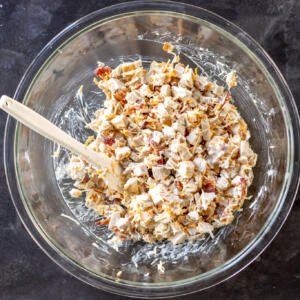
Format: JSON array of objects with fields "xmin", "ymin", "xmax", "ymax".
[
  {"xmin": 154, "ymin": 86, "xmax": 161, "ymax": 93},
  {"xmin": 141, "ymin": 121, "xmax": 149, "ymax": 129},
  {"xmin": 95, "ymin": 219, "xmax": 109, "ymax": 225},
  {"xmin": 157, "ymin": 158, "xmax": 164, "ymax": 165},
  {"xmin": 241, "ymin": 177, "xmax": 247, "ymax": 197},
  {"xmin": 114, "ymin": 89, "xmax": 127, "ymax": 104},
  {"xmin": 81, "ymin": 174, "xmax": 90, "ymax": 184},
  {"xmin": 103, "ymin": 137, "xmax": 115, "ymax": 146},
  {"xmin": 135, "ymin": 83, "xmax": 142, "ymax": 90},
  {"xmin": 176, "ymin": 180, "xmax": 183, "ymax": 191},
  {"xmin": 95, "ymin": 66, "xmax": 112, "ymax": 79},
  {"xmin": 203, "ymin": 178, "xmax": 216, "ymax": 193},
  {"xmin": 153, "ymin": 148, "xmax": 160, "ymax": 156},
  {"xmin": 135, "ymin": 103, "xmax": 146, "ymax": 110}
]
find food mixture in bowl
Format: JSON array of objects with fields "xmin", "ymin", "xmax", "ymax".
[{"xmin": 67, "ymin": 43, "xmax": 257, "ymax": 245}]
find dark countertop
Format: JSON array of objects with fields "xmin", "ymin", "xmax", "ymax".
[{"xmin": 0, "ymin": 1, "xmax": 299, "ymax": 299}]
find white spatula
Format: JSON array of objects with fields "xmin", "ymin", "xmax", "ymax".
[{"xmin": 0, "ymin": 95, "xmax": 124, "ymax": 193}]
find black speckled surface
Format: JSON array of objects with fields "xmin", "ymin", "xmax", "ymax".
[{"xmin": 0, "ymin": 1, "xmax": 300, "ymax": 299}]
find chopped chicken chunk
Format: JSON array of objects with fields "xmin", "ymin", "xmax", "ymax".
[
  {"xmin": 111, "ymin": 115, "xmax": 128, "ymax": 130},
  {"xmin": 115, "ymin": 146, "xmax": 131, "ymax": 160},
  {"xmin": 178, "ymin": 161, "xmax": 195, "ymax": 178}
]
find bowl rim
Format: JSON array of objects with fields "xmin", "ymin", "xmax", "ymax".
[{"xmin": 3, "ymin": 0, "xmax": 300, "ymax": 298}]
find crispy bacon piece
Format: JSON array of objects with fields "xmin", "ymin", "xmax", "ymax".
[
  {"xmin": 176, "ymin": 180, "xmax": 183, "ymax": 191},
  {"xmin": 203, "ymin": 178, "xmax": 216, "ymax": 193},
  {"xmin": 95, "ymin": 66, "xmax": 112, "ymax": 79},
  {"xmin": 103, "ymin": 137, "xmax": 115, "ymax": 146},
  {"xmin": 114, "ymin": 89, "xmax": 127, "ymax": 104},
  {"xmin": 157, "ymin": 158, "xmax": 165, "ymax": 165}
]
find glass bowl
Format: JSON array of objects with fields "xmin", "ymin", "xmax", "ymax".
[{"xmin": 4, "ymin": 1, "xmax": 300, "ymax": 298}]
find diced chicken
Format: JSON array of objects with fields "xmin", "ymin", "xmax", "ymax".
[
  {"xmin": 179, "ymin": 68, "xmax": 194, "ymax": 89},
  {"xmin": 155, "ymin": 103, "xmax": 169, "ymax": 121},
  {"xmin": 185, "ymin": 179, "xmax": 198, "ymax": 193},
  {"xmin": 128, "ymin": 135, "xmax": 144, "ymax": 148},
  {"xmin": 212, "ymin": 84, "xmax": 224, "ymax": 96},
  {"xmin": 111, "ymin": 115, "xmax": 128, "ymax": 130},
  {"xmin": 178, "ymin": 144, "xmax": 193, "ymax": 161},
  {"xmin": 230, "ymin": 134, "xmax": 241, "ymax": 146},
  {"xmin": 162, "ymin": 125, "xmax": 175, "ymax": 138},
  {"xmin": 231, "ymin": 175, "xmax": 243, "ymax": 186},
  {"xmin": 207, "ymin": 136, "xmax": 226, "ymax": 165},
  {"xmin": 193, "ymin": 157, "xmax": 207, "ymax": 173},
  {"xmin": 188, "ymin": 210, "xmax": 199, "ymax": 221},
  {"xmin": 105, "ymin": 78, "xmax": 125, "ymax": 93},
  {"xmin": 239, "ymin": 141, "xmax": 257, "ymax": 165},
  {"xmin": 115, "ymin": 146, "xmax": 131, "ymax": 160},
  {"xmin": 178, "ymin": 161, "xmax": 195, "ymax": 178},
  {"xmin": 98, "ymin": 119, "xmax": 113, "ymax": 132},
  {"xmin": 67, "ymin": 159, "xmax": 86, "ymax": 181},
  {"xmin": 165, "ymin": 157, "xmax": 178, "ymax": 169},
  {"xmin": 124, "ymin": 178, "xmax": 140, "ymax": 194},
  {"xmin": 151, "ymin": 73, "xmax": 167, "ymax": 86},
  {"xmin": 131, "ymin": 193, "xmax": 153, "ymax": 209},
  {"xmin": 201, "ymin": 118, "xmax": 212, "ymax": 141},
  {"xmin": 216, "ymin": 176, "xmax": 229, "ymax": 190},
  {"xmin": 125, "ymin": 91, "xmax": 141, "ymax": 104},
  {"xmin": 164, "ymin": 96, "xmax": 177, "ymax": 111},
  {"xmin": 240, "ymin": 141, "xmax": 251, "ymax": 158},
  {"xmin": 170, "ymin": 231, "xmax": 187, "ymax": 245},
  {"xmin": 139, "ymin": 84, "xmax": 153, "ymax": 97},
  {"xmin": 149, "ymin": 184, "xmax": 166, "ymax": 205},
  {"xmin": 174, "ymin": 63, "xmax": 185, "ymax": 75},
  {"xmin": 171, "ymin": 86, "xmax": 192, "ymax": 100},
  {"xmin": 239, "ymin": 165, "xmax": 254, "ymax": 186},
  {"xmin": 133, "ymin": 163, "xmax": 148, "ymax": 177},
  {"xmin": 186, "ymin": 110, "xmax": 200, "ymax": 126},
  {"xmin": 154, "ymin": 211, "xmax": 171, "ymax": 223},
  {"xmin": 227, "ymin": 186, "xmax": 243, "ymax": 199},
  {"xmin": 108, "ymin": 212, "xmax": 121, "ymax": 230},
  {"xmin": 154, "ymin": 223, "xmax": 170, "ymax": 239},
  {"xmin": 152, "ymin": 166, "xmax": 171, "ymax": 181},
  {"xmin": 116, "ymin": 217, "xmax": 129, "ymax": 230},
  {"xmin": 197, "ymin": 222, "xmax": 214, "ymax": 238},
  {"xmin": 198, "ymin": 192, "xmax": 216, "ymax": 210},
  {"xmin": 151, "ymin": 131, "xmax": 163, "ymax": 144},
  {"xmin": 120, "ymin": 60, "xmax": 142, "ymax": 74},
  {"xmin": 162, "ymin": 42, "xmax": 174, "ymax": 53},
  {"xmin": 187, "ymin": 127, "xmax": 201, "ymax": 145},
  {"xmin": 172, "ymin": 121, "xmax": 186, "ymax": 136},
  {"xmin": 160, "ymin": 84, "xmax": 171, "ymax": 97}
]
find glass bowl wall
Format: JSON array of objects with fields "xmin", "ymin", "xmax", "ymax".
[{"xmin": 4, "ymin": 1, "xmax": 299, "ymax": 298}]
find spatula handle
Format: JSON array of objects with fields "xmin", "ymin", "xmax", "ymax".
[{"xmin": 0, "ymin": 95, "xmax": 123, "ymax": 192}]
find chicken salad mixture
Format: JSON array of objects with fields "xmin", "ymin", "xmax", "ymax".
[{"xmin": 67, "ymin": 43, "xmax": 257, "ymax": 245}]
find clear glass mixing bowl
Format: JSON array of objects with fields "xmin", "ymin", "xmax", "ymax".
[{"xmin": 4, "ymin": 1, "xmax": 300, "ymax": 298}]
